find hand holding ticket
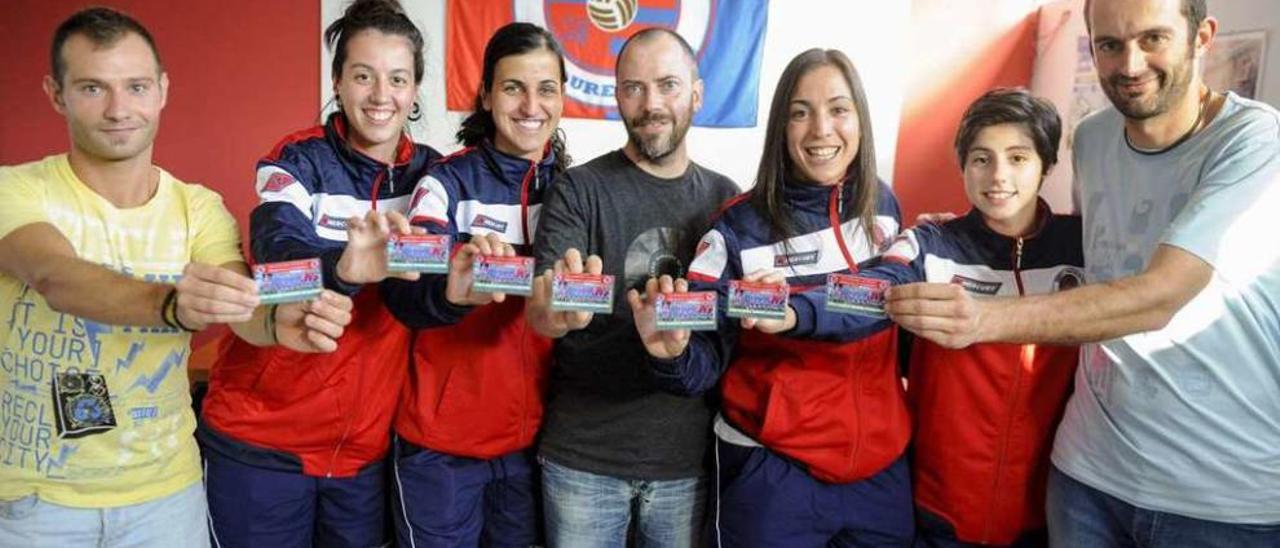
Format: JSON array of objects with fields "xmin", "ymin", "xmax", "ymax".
[
  {"xmin": 726, "ymin": 279, "xmax": 789, "ymax": 320},
  {"xmin": 472, "ymin": 255, "xmax": 535, "ymax": 296},
  {"xmin": 825, "ymin": 273, "xmax": 889, "ymax": 318},
  {"xmin": 627, "ymin": 275, "xmax": 698, "ymax": 360},
  {"xmin": 526, "ymin": 248, "xmax": 603, "ymax": 338},
  {"xmin": 387, "ymin": 233, "xmax": 451, "ymax": 273},
  {"xmin": 255, "ymin": 258, "xmax": 324, "ymax": 304},
  {"xmin": 445, "ymin": 233, "xmax": 517, "ymax": 307},
  {"xmin": 654, "ymin": 292, "xmax": 717, "ymax": 331},
  {"xmin": 551, "ymin": 272, "xmax": 615, "ymax": 313}
]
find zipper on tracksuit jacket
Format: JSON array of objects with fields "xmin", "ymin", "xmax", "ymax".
[{"xmin": 983, "ymin": 236, "xmax": 1030, "ymax": 541}]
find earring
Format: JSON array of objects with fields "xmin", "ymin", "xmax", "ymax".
[{"xmin": 408, "ymin": 101, "xmax": 422, "ymax": 122}]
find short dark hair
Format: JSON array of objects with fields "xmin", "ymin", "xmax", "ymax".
[
  {"xmin": 1084, "ymin": 0, "xmax": 1208, "ymax": 46},
  {"xmin": 50, "ymin": 7, "xmax": 162, "ymax": 86},
  {"xmin": 324, "ymin": 0, "xmax": 425, "ymax": 85},
  {"xmin": 616, "ymin": 28, "xmax": 700, "ymax": 80},
  {"xmin": 457, "ymin": 22, "xmax": 571, "ymax": 173},
  {"xmin": 954, "ymin": 88, "xmax": 1062, "ymax": 176}
]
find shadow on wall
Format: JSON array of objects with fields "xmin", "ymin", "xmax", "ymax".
[{"xmin": 893, "ymin": 5, "xmax": 1040, "ymax": 223}]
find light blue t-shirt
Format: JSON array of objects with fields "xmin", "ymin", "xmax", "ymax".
[{"xmin": 1054, "ymin": 92, "xmax": 1280, "ymax": 524}]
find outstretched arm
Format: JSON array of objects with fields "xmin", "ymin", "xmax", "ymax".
[{"xmin": 886, "ymin": 244, "xmax": 1210, "ymax": 347}]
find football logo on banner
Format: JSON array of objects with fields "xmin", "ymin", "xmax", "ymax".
[
  {"xmin": 446, "ymin": 0, "xmax": 768, "ymax": 128},
  {"xmin": 586, "ymin": 0, "xmax": 639, "ymax": 31}
]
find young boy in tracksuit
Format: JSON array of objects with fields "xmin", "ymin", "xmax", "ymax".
[{"xmin": 893, "ymin": 89, "xmax": 1082, "ymax": 547}]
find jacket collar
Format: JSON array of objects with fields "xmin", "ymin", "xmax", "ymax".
[
  {"xmin": 478, "ymin": 139, "xmax": 558, "ymax": 188},
  {"xmin": 958, "ymin": 197, "xmax": 1053, "ymax": 242},
  {"xmin": 782, "ymin": 172, "xmax": 856, "ymax": 215}
]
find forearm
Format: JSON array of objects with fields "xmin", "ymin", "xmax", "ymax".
[
  {"xmin": 0, "ymin": 223, "xmax": 168, "ymax": 325},
  {"xmin": 981, "ymin": 273, "xmax": 1188, "ymax": 344},
  {"xmin": 649, "ymin": 336, "xmax": 725, "ymax": 396},
  {"xmin": 250, "ymin": 205, "xmax": 362, "ymax": 295},
  {"xmin": 228, "ymin": 304, "xmax": 277, "ymax": 346},
  {"xmin": 30, "ymin": 255, "xmax": 171, "ymax": 326}
]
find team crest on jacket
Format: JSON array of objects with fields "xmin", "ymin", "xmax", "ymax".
[
  {"xmin": 951, "ymin": 275, "xmax": 1002, "ymax": 296},
  {"xmin": 515, "ymin": 1, "xmax": 711, "ymax": 108},
  {"xmin": 470, "ymin": 214, "xmax": 510, "ymax": 233},
  {"xmin": 262, "ymin": 172, "xmax": 295, "ymax": 193},
  {"xmin": 1054, "ymin": 267, "xmax": 1085, "ymax": 291}
]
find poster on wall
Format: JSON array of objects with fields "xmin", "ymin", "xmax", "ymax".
[
  {"xmin": 1069, "ymin": 34, "xmax": 1109, "ymax": 151},
  {"xmin": 445, "ymin": 0, "xmax": 769, "ymax": 127},
  {"xmin": 1203, "ymin": 30, "xmax": 1267, "ymax": 100}
]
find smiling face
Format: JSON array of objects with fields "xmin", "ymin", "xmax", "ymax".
[
  {"xmin": 483, "ymin": 48, "xmax": 564, "ymax": 161},
  {"xmin": 1088, "ymin": 0, "xmax": 1199, "ymax": 120},
  {"xmin": 615, "ymin": 34, "xmax": 702, "ymax": 164},
  {"xmin": 47, "ymin": 32, "xmax": 167, "ymax": 164},
  {"xmin": 333, "ymin": 29, "xmax": 418, "ymax": 163},
  {"xmin": 963, "ymin": 123, "xmax": 1044, "ymax": 237},
  {"xmin": 785, "ymin": 64, "xmax": 859, "ymax": 186}
]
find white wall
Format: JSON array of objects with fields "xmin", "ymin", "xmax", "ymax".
[
  {"xmin": 1031, "ymin": 0, "xmax": 1280, "ymax": 212},
  {"xmin": 320, "ymin": 0, "xmax": 911, "ymax": 190},
  {"xmin": 1210, "ymin": 0, "xmax": 1280, "ymax": 107}
]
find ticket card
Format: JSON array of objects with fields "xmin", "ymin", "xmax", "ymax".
[
  {"xmin": 472, "ymin": 255, "xmax": 535, "ymax": 296},
  {"xmin": 726, "ymin": 280, "xmax": 789, "ymax": 320},
  {"xmin": 655, "ymin": 292, "xmax": 718, "ymax": 331},
  {"xmin": 387, "ymin": 233, "xmax": 450, "ymax": 273},
  {"xmin": 550, "ymin": 273, "xmax": 615, "ymax": 313},
  {"xmin": 825, "ymin": 273, "xmax": 889, "ymax": 318},
  {"xmin": 255, "ymin": 258, "xmax": 324, "ymax": 304}
]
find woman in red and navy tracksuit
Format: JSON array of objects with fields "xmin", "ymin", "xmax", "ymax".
[
  {"xmin": 378, "ymin": 23, "xmax": 568, "ymax": 547},
  {"xmin": 639, "ymin": 49, "xmax": 915, "ymax": 546},
  {"xmin": 198, "ymin": 2, "xmax": 439, "ymax": 546}
]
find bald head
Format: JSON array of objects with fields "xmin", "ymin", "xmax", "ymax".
[{"xmin": 616, "ymin": 28, "xmax": 699, "ymax": 81}]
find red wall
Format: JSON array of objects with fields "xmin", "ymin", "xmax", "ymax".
[
  {"xmin": 0, "ymin": 0, "xmax": 319, "ymax": 233},
  {"xmin": 893, "ymin": 1, "xmax": 1039, "ymax": 222},
  {"xmin": 0, "ymin": 1, "xmax": 319, "ymax": 358}
]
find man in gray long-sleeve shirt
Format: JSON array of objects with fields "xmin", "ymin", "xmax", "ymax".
[{"xmin": 526, "ymin": 28, "xmax": 738, "ymax": 548}]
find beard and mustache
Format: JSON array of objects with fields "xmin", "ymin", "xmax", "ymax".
[
  {"xmin": 624, "ymin": 106, "xmax": 693, "ymax": 163},
  {"xmin": 1100, "ymin": 51, "xmax": 1195, "ymax": 121}
]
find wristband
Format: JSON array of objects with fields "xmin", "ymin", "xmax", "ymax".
[
  {"xmin": 160, "ymin": 288, "xmax": 180, "ymax": 330},
  {"xmin": 265, "ymin": 304, "xmax": 280, "ymax": 345},
  {"xmin": 168, "ymin": 290, "xmax": 198, "ymax": 333}
]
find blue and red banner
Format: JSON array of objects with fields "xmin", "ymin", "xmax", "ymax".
[{"xmin": 446, "ymin": 0, "xmax": 769, "ymax": 128}]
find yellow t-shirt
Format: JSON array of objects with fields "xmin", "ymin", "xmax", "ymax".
[{"xmin": 0, "ymin": 154, "xmax": 243, "ymax": 507}]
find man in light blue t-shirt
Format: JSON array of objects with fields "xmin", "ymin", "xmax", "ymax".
[{"xmin": 886, "ymin": 0, "xmax": 1280, "ymax": 546}]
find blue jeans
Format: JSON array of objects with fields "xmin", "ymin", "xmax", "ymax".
[
  {"xmin": 0, "ymin": 482, "xmax": 209, "ymax": 548},
  {"xmin": 541, "ymin": 456, "xmax": 707, "ymax": 547},
  {"xmin": 1047, "ymin": 466, "xmax": 1280, "ymax": 548}
]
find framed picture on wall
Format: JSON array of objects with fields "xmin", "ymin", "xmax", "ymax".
[{"xmin": 1203, "ymin": 30, "xmax": 1267, "ymax": 100}]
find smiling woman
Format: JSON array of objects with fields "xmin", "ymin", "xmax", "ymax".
[
  {"xmin": 196, "ymin": 1, "xmax": 441, "ymax": 546},
  {"xmin": 665, "ymin": 48, "xmax": 913, "ymax": 546},
  {"xmin": 376, "ymin": 22, "xmax": 569, "ymax": 546}
]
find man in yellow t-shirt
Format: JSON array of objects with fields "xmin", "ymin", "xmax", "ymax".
[{"xmin": 0, "ymin": 8, "xmax": 353, "ymax": 547}]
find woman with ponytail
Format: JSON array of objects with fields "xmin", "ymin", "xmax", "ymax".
[
  {"xmin": 339, "ymin": 22, "xmax": 571, "ymax": 546},
  {"xmin": 198, "ymin": 1, "xmax": 438, "ymax": 545}
]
